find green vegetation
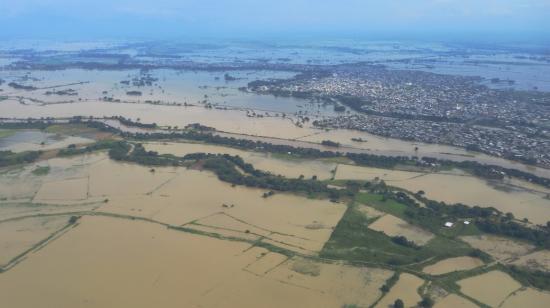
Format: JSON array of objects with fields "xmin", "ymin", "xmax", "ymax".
[
  {"xmin": 2, "ymin": 122, "xmax": 549, "ymax": 295},
  {"xmin": 418, "ymin": 296, "xmax": 434, "ymax": 308},
  {"xmin": 9, "ymin": 119, "xmax": 550, "ymax": 188},
  {"xmin": 321, "ymin": 140, "xmax": 340, "ymax": 147},
  {"xmin": 44, "ymin": 123, "xmax": 98, "ymax": 136},
  {"xmin": 320, "ymin": 206, "xmax": 472, "ymax": 267},
  {"xmin": 0, "ymin": 150, "xmax": 42, "ymax": 167},
  {"xmin": 198, "ymin": 154, "xmax": 345, "ymax": 199},
  {"xmin": 507, "ymin": 265, "xmax": 550, "ymax": 291},
  {"xmin": 394, "ymin": 299, "xmax": 404, "ymax": 308},
  {"xmin": 0, "ymin": 121, "xmax": 50, "ymax": 130},
  {"xmin": 65, "ymin": 135, "xmax": 549, "ymax": 252},
  {"xmin": 58, "ymin": 140, "xmax": 126, "ymax": 157},
  {"xmin": 380, "ymin": 272, "xmax": 400, "ymax": 293},
  {"xmin": 115, "ymin": 116, "xmax": 157, "ymax": 129},
  {"xmin": 356, "ymin": 187, "xmax": 550, "ymax": 249},
  {"xmin": 391, "ymin": 236, "xmax": 420, "ymax": 249},
  {"xmin": 7, "ymin": 82, "xmax": 37, "ymax": 90},
  {"xmin": 0, "ymin": 129, "xmax": 16, "ymax": 138},
  {"xmin": 31, "ymin": 166, "xmax": 50, "ymax": 176}
]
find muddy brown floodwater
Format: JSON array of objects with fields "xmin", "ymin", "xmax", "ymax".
[
  {"xmin": 457, "ymin": 270, "xmax": 522, "ymax": 307},
  {"xmin": 422, "ymin": 257, "xmax": 484, "ymax": 275},
  {"xmin": 144, "ymin": 141, "xmax": 336, "ymax": 180},
  {"xmin": 0, "ymin": 216, "xmax": 392, "ymax": 308},
  {"xmin": 375, "ymin": 273, "xmax": 424, "ymax": 308}
]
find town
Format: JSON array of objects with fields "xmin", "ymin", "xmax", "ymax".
[{"xmin": 246, "ymin": 64, "xmax": 550, "ymax": 167}]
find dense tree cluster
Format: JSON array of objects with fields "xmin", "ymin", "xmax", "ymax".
[
  {"xmin": 7, "ymin": 82, "xmax": 36, "ymax": 90},
  {"xmin": 115, "ymin": 116, "xmax": 157, "ymax": 129},
  {"xmin": 58, "ymin": 140, "xmax": 124, "ymax": 156},
  {"xmin": 476, "ymin": 219, "xmax": 550, "ymax": 248},
  {"xmin": 0, "ymin": 150, "xmax": 41, "ymax": 167},
  {"xmin": 201, "ymin": 155, "xmax": 344, "ymax": 199},
  {"xmin": 320, "ymin": 140, "xmax": 340, "ymax": 147},
  {"xmin": 380, "ymin": 272, "xmax": 400, "ymax": 293},
  {"xmin": 391, "ymin": 236, "xmax": 419, "ymax": 249}
]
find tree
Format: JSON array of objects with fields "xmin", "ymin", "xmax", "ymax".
[
  {"xmin": 419, "ymin": 296, "xmax": 434, "ymax": 308},
  {"xmin": 394, "ymin": 299, "xmax": 404, "ymax": 308}
]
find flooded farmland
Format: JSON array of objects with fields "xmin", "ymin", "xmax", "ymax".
[
  {"xmin": 501, "ymin": 288, "xmax": 550, "ymax": 308},
  {"xmin": 368, "ymin": 214, "xmax": 434, "ymax": 246},
  {"xmin": 0, "ymin": 216, "xmax": 70, "ymax": 267},
  {"xmin": 3, "ymin": 66, "xmax": 549, "ymax": 179},
  {"xmin": 0, "ymin": 147, "xmax": 381, "ymax": 307},
  {"xmin": 434, "ymin": 294, "xmax": 477, "ymax": 308},
  {"xmin": 457, "ymin": 271, "xmax": 522, "ymax": 307},
  {"xmin": 144, "ymin": 141, "xmax": 337, "ymax": 180},
  {"xmin": 0, "ymin": 151, "xmax": 347, "ymax": 254},
  {"xmin": 141, "ymin": 141, "xmax": 550, "ymax": 225},
  {"xmin": 335, "ymin": 163, "xmax": 550, "ymax": 224},
  {"xmin": 460, "ymin": 235, "xmax": 535, "ymax": 262},
  {"xmin": 375, "ymin": 273, "xmax": 424, "ymax": 308},
  {"xmin": 0, "ymin": 129, "xmax": 93, "ymax": 152},
  {"xmin": 0, "ymin": 215, "xmax": 391, "ymax": 308},
  {"xmin": 0, "ymin": 55, "xmax": 549, "ymax": 307},
  {"xmin": 422, "ymin": 257, "xmax": 484, "ymax": 275}
]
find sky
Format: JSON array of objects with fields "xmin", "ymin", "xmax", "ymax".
[{"xmin": 1, "ymin": 0, "xmax": 549, "ymax": 41}]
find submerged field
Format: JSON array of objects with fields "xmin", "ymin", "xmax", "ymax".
[
  {"xmin": 335, "ymin": 163, "xmax": 550, "ymax": 224},
  {"xmin": 0, "ymin": 216, "xmax": 394, "ymax": 308},
  {"xmin": 1, "ymin": 123, "xmax": 550, "ymax": 307}
]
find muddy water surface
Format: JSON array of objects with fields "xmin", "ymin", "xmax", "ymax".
[
  {"xmin": 422, "ymin": 257, "xmax": 484, "ymax": 275},
  {"xmin": 457, "ymin": 270, "xmax": 522, "ymax": 307},
  {"xmin": 144, "ymin": 141, "xmax": 336, "ymax": 179},
  {"xmin": 368, "ymin": 214, "xmax": 434, "ymax": 245},
  {"xmin": 0, "ymin": 216, "xmax": 388, "ymax": 308},
  {"xmin": 375, "ymin": 273, "xmax": 424, "ymax": 308}
]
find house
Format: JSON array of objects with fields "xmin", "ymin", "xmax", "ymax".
[{"xmin": 444, "ymin": 222, "xmax": 454, "ymax": 228}]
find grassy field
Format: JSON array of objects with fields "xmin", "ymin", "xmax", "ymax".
[
  {"xmin": 45, "ymin": 124, "xmax": 108, "ymax": 140},
  {"xmin": 320, "ymin": 205, "xmax": 475, "ymax": 268},
  {"xmin": 31, "ymin": 166, "xmax": 50, "ymax": 176},
  {"xmin": 0, "ymin": 129, "xmax": 16, "ymax": 139}
]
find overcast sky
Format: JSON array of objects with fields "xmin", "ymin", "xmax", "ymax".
[{"xmin": 1, "ymin": 0, "xmax": 549, "ymax": 40}]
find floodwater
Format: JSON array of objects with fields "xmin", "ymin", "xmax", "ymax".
[
  {"xmin": 511, "ymin": 250, "xmax": 550, "ymax": 273},
  {"xmin": 336, "ymin": 164, "xmax": 550, "ymax": 224},
  {"xmin": 501, "ymin": 288, "xmax": 550, "ymax": 308},
  {"xmin": 0, "ymin": 215, "xmax": 390, "ymax": 308},
  {"xmin": 2, "ymin": 66, "xmax": 549, "ymax": 177},
  {"xmin": 0, "ymin": 216, "xmax": 69, "ymax": 267},
  {"xmin": 0, "ymin": 98, "xmax": 317, "ymax": 139},
  {"xmin": 0, "ymin": 130, "xmax": 93, "ymax": 152},
  {"xmin": 457, "ymin": 270, "xmax": 522, "ymax": 307},
  {"xmin": 144, "ymin": 141, "xmax": 336, "ymax": 180},
  {"xmin": 267, "ymin": 256, "xmax": 394, "ymax": 308},
  {"xmin": 434, "ymin": 294, "xmax": 477, "ymax": 308},
  {"xmin": 368, "ymin": 214, "xmax": 434, "ymax": 246},
  {"xmin": 375, "ymin": 273, "xmax": 424, "ymax": 308},
  {"xmin": 0, "ymin": 69, "xmax": 334, "ymax": 116},
  {"xmin": 298, "ymin": 128, "xmax": 473, "ymax": 156},
  {"xmin": 1, "ymin": 152, "xmax": 346, "ymax": 254},
  {"xmin": 422, "ymin": 257, "xmax": 484, "ymax": 275},
  {"xmin": 460, "ymin": 235, "xmax": 535, "ymax": 262}
]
